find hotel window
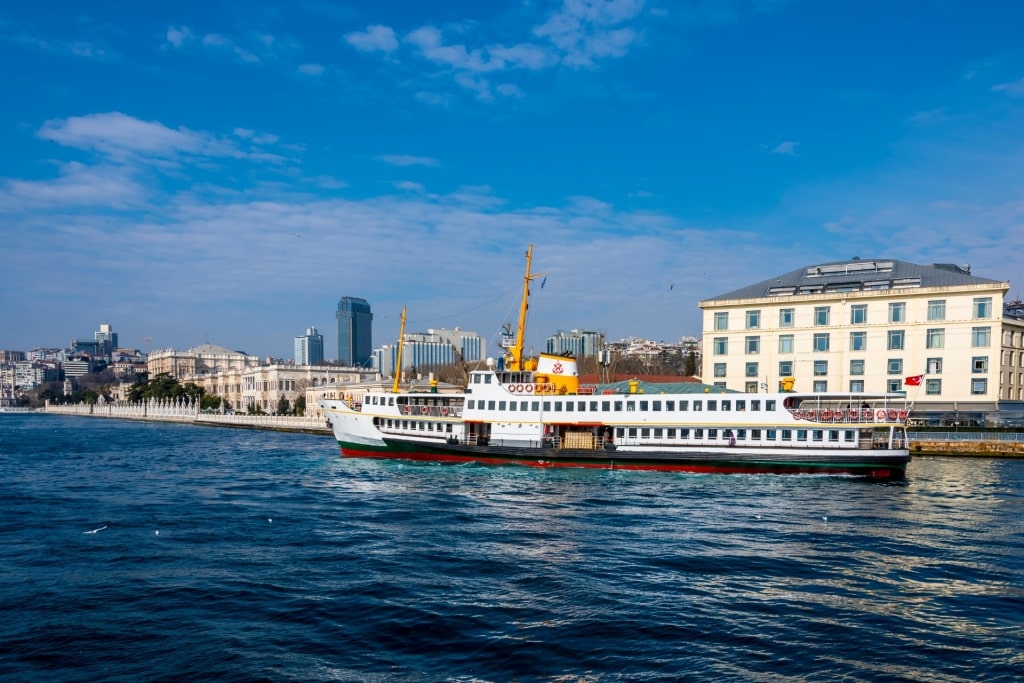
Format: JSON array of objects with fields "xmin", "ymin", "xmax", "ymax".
[
  {"xmin": 850, "ymin": 331, "xmax": 866, "ymax": 351},
  {"xmin": 814, "ymin": 360, "xmax": 828, "ymax": 376},
  {"xmin": 926, "ymin": 328, "xmax": 945, "ymax": 349},
  {"xmin": 927, "ymin": 357, "xmax": 942, "ymax": 374},
  {"xmin": 927, "ymin": 300, "xmax": 946, "ymax": 321},
  {"xmin": 752, "ymin": 400, "xmax": 761, "ymax": 411},
  {"xmin": 972, "ymin": 327, "xmax": 991, "ymax": 347},
  {"xmin": 708, "ymin": 400, "xmax": 718, "ymax": 411},
  {"xmin": 813, "ymin": 381, "xmax": 827, "ymax": 392},
  {"xmin": 779, "ymin": 360, "xmax": 793, "ymax": 376},
  {"xmin": 972, "ymin": 378, "xmax": 988, "ymax": 395},
  {"xmin": 925, "ymin": 379, "xmax": 942, "ymax": 395},
  {"xmin": 779, "ymin": 334, "xmax": 794, "ymax": 353},
  {"xmin": 887, "ymin": 379, "xmax": 902, "ymax": 392},
  {"xmin": 888, "ymin": 358, "xmax": 903, "ymax": 374},
  {"xmin": 972, "ymin": 356, "xmax": 988, "ymax": 373},
  {"xmin": 745, "ymin": 362, "xmax": 758, "ymax": 377},
  {"xmin": 889, "ymin": 302, "xmax": 906, "ymax": 323},
  {"xmin": 779, "ymin": 308, "xmax": 794, "ymax": 327},
  {"xmin": 850, "ymin": 359, "xmax": 865, "ymax": 375},
  {"xmin": 614, "ymin": 401, "xmax": 623, "ymax": 411},
  {"xmin": 849, "ymin": 380, "xmax": 865, "ymax": 392},
  {"xmin": 814, "ymin": 306, "xmax": 830, "ymax": 326},
  {"xmin": 714, "ymin": 363, "xmax": 727, "ymax": 377},
  {"xmin": 714, "ymin": 312, "xmax": 729, "ymax": 330},
  {"xmin": 888, "ymin": 330, "xmax": 905, "ymax": 350},
  {"xmin": 973, "ymin": 297, "xmax": 992, "ymax": 319},
  {"xmin": 722, "ymin": 400, "xmax": 731, "ymax": 411},
  {"xmin": 850, "ymin": 304, "xmax": 868, "ymax": 324},
  {"xmin": 813, "ymin": 333, "xmax": 830, "ymax": 352},
  {"xmin": 713, "ymin": 337, "xmax": 728, "ymax": 354},
  {"xmin": 746, "ymin": 310, "xmax": 761, "ymax": 329},
  {"xmin": 745, "ymin": 336, "xmax": 760, "ymax": 354}
]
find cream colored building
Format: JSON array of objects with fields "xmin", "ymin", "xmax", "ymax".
[
  {"xmin": 190, "ymin": 365, "xmax": 368, "ymax": 413},
  {"xmin": 148, "ymin": 343, "xmax": 259, "ymax": 381},
  {"xmin": 699, "ymin": 258, "xmax": 1023, "ymax": 425}
]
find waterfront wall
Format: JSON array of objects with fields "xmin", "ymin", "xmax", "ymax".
[
  {"xmin": 44, "ymin": 400, "xmax": 330, "ymax": 434},
  {"xmin": 907, "ymin": 432, "xmax": 1024, "ymax": 457}
]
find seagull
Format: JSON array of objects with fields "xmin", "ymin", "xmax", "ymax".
[
  {"xmin": 292, "ymin": 232, "xmax": 302, "ymax": 238},
  {"xmin": 84, "ymin": 525, "xmax": 107, "ymax": 534}
]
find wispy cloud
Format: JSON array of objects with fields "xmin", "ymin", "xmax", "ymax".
[
  {"xmin": 377, "ymin": 154, "xmax": 440, "ymax": 167},
  {"xmin": 0, "ymin": 162, "xmax": 145, "ymax": 212},
  {"xmin": 38, "ymin": 112, "xmax": 295, "ymax": 165},
  {"xmin": 342, "ymin": 0, "xmax": 651, "ymax": 99},
  {"xmin": 992, "ymin": 77, "xmax": 1024, "ymax": 97},
  {"xmin": 345, "ymin": 24, "xmax": 399, "ymax": 53},
  {"xmin": 771, "ymin": 141, "xmax": 799, "ymax": 155},
  {"xmin": 533, "ymin": 0, "xmax": 645, "ymax": 68}
]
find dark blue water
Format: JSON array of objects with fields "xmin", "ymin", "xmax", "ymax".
[{"xmin": 1, "ymin": 415, "xmax": 1022, "ymax": 682}]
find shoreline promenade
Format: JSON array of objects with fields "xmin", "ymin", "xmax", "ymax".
[{"xmin": 42, "ymin": 400, "xmax": 331, "ymax": 435}]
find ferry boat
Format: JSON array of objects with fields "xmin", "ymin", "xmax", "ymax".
[{"xmin": 320, "ymin": 247, "xmax": 911, "ymax": 479}]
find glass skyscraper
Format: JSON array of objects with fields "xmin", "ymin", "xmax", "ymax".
[
  {"xmin": 294, "ymin": 326, "xmax": 324, "ymax": 366},
  {"xmin": 336, "ymin": 297, "xmax": 373, "ymax": 367}
]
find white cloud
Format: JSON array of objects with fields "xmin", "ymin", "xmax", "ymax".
[
  {"xmin": 992, "ymin": 78, "xmax": 1024, "ymax": 97},
  {"xmin": 394, "ymin": 181, "xmax": 426, "ymax": 192},
  {"xmin": 377, "ymin": 154, "xmax": 441, "ymax": 167},
  {"xmin": 165, "ymin": 25, "xmax": 195, "ymax": 48},
  {"xmin": 0, "ymin": 162, "xmax": 145, "ymax": 212},
  {"xmin": 771, "ymin": 141, "xmax": 799, "ymax": 155},
  {"xmin": 37, "ymin": 113, "xmax": 297, "ymax": 169},
  {"xmin": 298, "ymin": 62, "xmax": 325, "ymax": 76},
  {"xmin": 345, "ymin": 24, "xmax": 399, "ymax": 53},
  {"xmin": 534, "ymin": 0, "xmax": 645, "ymax": 67}
]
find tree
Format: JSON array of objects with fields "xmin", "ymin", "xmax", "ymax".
[
  {"xmin": 294, "ymin": 395, "xmax": 306, "ymax": 416},
  {"xmin": 276, "ymin": 395, "xmax": 290, "ymax": 415},
  {"xmin": 683, "ymin": 349, "xmax": 699, "ymax": 377}
]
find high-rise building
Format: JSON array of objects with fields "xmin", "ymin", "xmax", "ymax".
[
  {"xmin": 336, "ymin": 297, "xmax": 373, "ymax": 367},
  {"xmin": 546, "ymin": 329, "xmax": 604, "ymax": 358},
  {"xmin": 94, "ymin": 323, "xmax": 118, "ymax": 358},
  {"xmin": 294, "ymin": 326, "xmax": 325, "ymax": 366},
  {"xmin": 373, "ymin": 327, "xmax": 485, "ymax": 377}
]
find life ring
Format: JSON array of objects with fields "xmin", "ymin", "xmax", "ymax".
[
  {"xmin": 820, "ymin": 410, "xmax": 832, "ymax": 421},
  {"xmin": 401, "ymin": 405, "xmax": 410, "ymax": 415},
  {"xmin": 421, "ymin": 406, "xmax": 429, "ymax": 415},
  {"xmin": 524, "ymin": 384, "xmax": 533, "ymax": 393},
  {"xmin": 440, "ymin": 406, "xmax": 449, "ymax": 416},
  {"xmin": 508, "ymin": 384, "xmax": 518, "ymax": 393},
  {"xmin": 876, "ymin": 409, "xmax": 886, "ymax": 420},
  {"xmin": 888, "ymin": 410, "xmax": 898, "ymax": 420}
]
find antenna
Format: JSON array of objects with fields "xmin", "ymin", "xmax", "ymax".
[{"xmin": 141, "ymin": 336, "xmax": 152, "ymax": 354}]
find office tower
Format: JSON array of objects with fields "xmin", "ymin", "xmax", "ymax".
[
  {"xmin": 336, "ymin": 297, "xmax": 373, "ymax": 367},
  {"xmin": 294, "ymin": 326, "xmax": 324, "ymax": 366}
]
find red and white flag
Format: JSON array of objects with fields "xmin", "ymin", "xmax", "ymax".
[{"xmin": 904, "ymin": 374, "xmax": 924, "ymax": 386}]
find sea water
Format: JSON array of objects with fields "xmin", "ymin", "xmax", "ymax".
[{"xmin": 1, "ymin": 414, "xmax": 1021, "ymax": 682}]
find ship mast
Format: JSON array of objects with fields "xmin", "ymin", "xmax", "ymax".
[
  {"xmin": 392, "ymin": 306, "xmax": 407, "ymax": 393},
  {"xmin": 507, "ymin": 245, "xmax": 545, "ymax": 372}
]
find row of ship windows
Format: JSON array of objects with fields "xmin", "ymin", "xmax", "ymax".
[
  {"xmin": 612, "ymin": 427, "xmax": 859, "ymax": 443},
  {"xmin": 466, "ymin": 398, "xmax": 778, "ymax": 412},
  {"xmin": 714, "ymin": 299, "xmax": 994, "ymax": 331},
  {"xmin": 376, "ymin": 419, "xmax": 859, "ymax": 444},
  {"xmin": 712, "ymin": 328, "xmax": 992, "ymax": 355}
]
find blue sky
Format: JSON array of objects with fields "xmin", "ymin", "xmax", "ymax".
[{"xmin": 2, "ymin": 0, "xmax": 1023, "ymax": 361}]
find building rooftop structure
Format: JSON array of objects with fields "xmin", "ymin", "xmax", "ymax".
[{"xmin": 703, "ymin": 259, "xmax": 1002, "ymax": 303}]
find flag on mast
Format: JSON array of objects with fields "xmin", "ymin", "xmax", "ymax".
[{"xmin": 904, "ymin": 374, "xmax": 924, "ymax": 386}]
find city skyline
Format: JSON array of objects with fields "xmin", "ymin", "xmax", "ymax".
[{"xmin": 2, "ymin": 2, "xmax": 1024, "ymax": 359}]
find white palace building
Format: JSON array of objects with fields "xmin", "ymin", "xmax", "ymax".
[{"xmin": 699, "ymin": 258, "xmax": 1024, "ymax": 426}]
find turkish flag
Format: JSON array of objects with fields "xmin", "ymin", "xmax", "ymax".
[{"xmin": 904, "ymin": 375, "xmax": 924, "ymax": 386}]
